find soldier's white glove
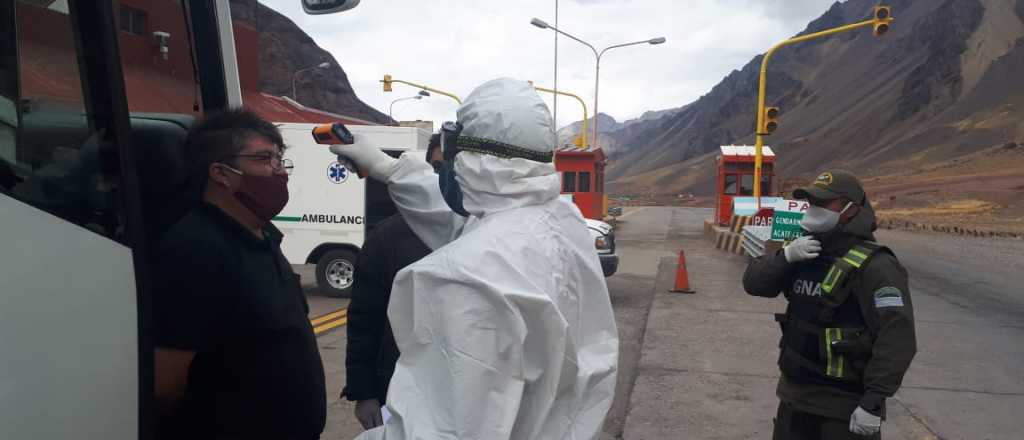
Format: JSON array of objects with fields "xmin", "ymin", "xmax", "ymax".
[
  {"xmin": 849, "ymin": 406, "xmax": 881, "ymax": 436},
  {"xmin": 329, "ymin": 144, "xmax": 397, "ymax": 181},
  {"xmin": 783, "ymin": 235, "xmax": 821, "ymax": 263}
]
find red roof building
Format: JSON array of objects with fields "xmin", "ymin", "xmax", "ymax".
[{"xmin": 17, "ymin": 0, "xmax": 375, "ymax": 125}]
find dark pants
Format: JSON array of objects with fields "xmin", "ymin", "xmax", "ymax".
[{"xmin": 773, "ymin": 402, "xmax": 881, "ymax": 440}]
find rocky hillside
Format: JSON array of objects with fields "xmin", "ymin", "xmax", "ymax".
[
  {"xmin": 587, "ymin": 0, "xmax": 1024, "ymax": 199},
  {"xmin": 230, "ymin": 0, "xmax": 392, "ymax": 124}
]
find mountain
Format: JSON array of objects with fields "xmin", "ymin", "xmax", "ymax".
[
  {"xmin": 557, "ymin": 107, "xmax": 688, "ymax": 153},
  {"xmin": 595, "ymin": 0, "xmax": 1024, "ymax": 199},
  {"xmin": 556, "ymin": 113, "xmax": 620, "ymax": 149},
  {"xmin": 230, "ymin": 0, "xmax": 392, "ymax": 124}
]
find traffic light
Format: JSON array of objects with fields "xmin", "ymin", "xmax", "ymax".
[
  {"xmin": 761, "ymin": 106, "xmax": 780, "ymax": 135},
  {"xmin": 382, "ymin": 74, "xmax": 393, "ymax": 92},
  {"xmin": 873, "ymin": 6, "xmax": 893, "ymax": 37}
]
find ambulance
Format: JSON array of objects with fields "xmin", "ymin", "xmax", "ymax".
[{"xmin": 274, "ymin": 123, "xmax": 430, "ymax": 297}]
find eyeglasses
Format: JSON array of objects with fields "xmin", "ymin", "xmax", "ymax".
[{"xmin": 222, "ymin": 153, "xmax": 294, "ymax": 175}]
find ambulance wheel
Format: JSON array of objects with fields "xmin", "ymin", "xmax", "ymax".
[{"xmin": 316, "ymin": 249, "xmax": 357, "ymax": 298}]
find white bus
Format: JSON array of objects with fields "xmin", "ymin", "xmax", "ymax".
[{"xmin": 0, "ymin": 1, "xmax": 360, "ymax": 438}]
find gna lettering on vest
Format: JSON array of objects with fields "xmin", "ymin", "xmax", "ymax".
[
  {"xmin": 300, "ymin": 214, "xmax": 365, "ymax": 224},
  {"xmin": 792, "ymin": 279, "xmax": 823, "ymax": 297}
]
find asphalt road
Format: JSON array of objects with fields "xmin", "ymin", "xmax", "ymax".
[{"xmin": 615, "ymin": 206, "xmax": 1024, "ymax": 440}]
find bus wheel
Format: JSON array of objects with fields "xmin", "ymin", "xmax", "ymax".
[{"xmin": 316, "ymin": 249, "xmax": 357, "ymax": 298}]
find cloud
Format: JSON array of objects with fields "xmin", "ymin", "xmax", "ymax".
[{"xmin": 259, "ymin": 0, "xmax": 838, "ymax": 129}]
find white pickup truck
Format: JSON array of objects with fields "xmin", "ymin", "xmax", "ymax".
[{"xmin": 587, "ymin": 218, "xmax": 619, "ymax": 277}]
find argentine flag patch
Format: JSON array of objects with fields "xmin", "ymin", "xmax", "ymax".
[{"xmin": 874, "ymin": 286, "xmax": 905, "ymax": 308}]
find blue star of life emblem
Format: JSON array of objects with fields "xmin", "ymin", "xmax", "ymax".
[{"xmin": 328, "ymin": 161, "xmax": 348, "ymax": 184}]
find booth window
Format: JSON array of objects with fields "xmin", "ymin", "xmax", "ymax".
[
  {"xmin": 740, "ymin": 174, "xmax": 755, "ymax": 196},
  {"xmin": 563, "ymin": 171, "xmax": 576, "ymax": 192},
  {"xmin": 579, "ymin": 172, "xmax": 591, "ymax": 193},
  {"xmin": 724, "ymin": 174, "xmax": 738, "ymax": 195}
]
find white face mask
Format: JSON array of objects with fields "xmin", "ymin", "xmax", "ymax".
[{"xmin": 800, "ymin": 202, "xmax": 853, "ymax": 233}]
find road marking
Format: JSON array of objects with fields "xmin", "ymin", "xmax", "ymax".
[
  {"xmin": 310, "ymin": 308, "xmax": 347, "ymax": 326},
  {"xmin": 314, "ymin": 316, "xmax": 348, "ymax": 335},
  {"xmin": 617, "ymin": 207, "xmax": 649, "ymax": 220}
]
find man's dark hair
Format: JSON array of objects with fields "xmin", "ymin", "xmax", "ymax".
[
  {"xmin": 425, "ymin": 133, "xmax": 441, "ymax": 162},
  {"xmin": 185, "ymin": 108, "xmax": 285, "ymax": 193}
]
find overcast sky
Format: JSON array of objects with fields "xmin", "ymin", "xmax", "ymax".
[{"xmin": 260, "ymin": 0, "xmax": 839, "ymax": 130}]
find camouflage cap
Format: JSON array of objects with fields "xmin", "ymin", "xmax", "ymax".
[{"xmin": 793, "ymin": 170, "xmax": 866, "ymax": 204}]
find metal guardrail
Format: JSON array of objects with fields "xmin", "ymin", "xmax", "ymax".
[{"xmin": 741, "ymin": 225, "xmax": 772, "ymax": 258}]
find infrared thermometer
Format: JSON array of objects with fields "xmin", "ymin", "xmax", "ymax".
[{"xmin": 312, "ymin": 122, "xmax": 366, "ymax": 178}]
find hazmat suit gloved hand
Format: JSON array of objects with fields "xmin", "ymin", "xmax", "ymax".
[
  {"xmin": 329, "ymin": 143, "xmax": 397, "ymax": 182},
  {"xmin": 783, "ymin": 235, "xmax": 822, "ymax": 263},
  {"xmin": 849, "ymin": 406, "xmax": 882, "ymax": 435},
  {"xmin": 354, "ymin": 398, "xmax": 383, "ymax": 430}
]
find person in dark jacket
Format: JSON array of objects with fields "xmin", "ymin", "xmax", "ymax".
[
  {"xmin": 342, "ymin": 134, "xmax": 442, "ymax": 430},
  {"xmin": 743, "ymin": 170, "xmax": 916, "ymax": 440}
]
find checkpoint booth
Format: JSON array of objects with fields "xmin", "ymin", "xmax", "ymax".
[
  {"xmin": 556, "ymin": 145, "xmax": 607, "ymax": 220},
  {"xmin": 715, "ymin": 145, "xmax": 776, "ymax": 225}
]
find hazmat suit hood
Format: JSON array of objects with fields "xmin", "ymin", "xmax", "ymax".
[{"xmin": 453, "ymin": 78, "xmax": 561, "ymax": 217}]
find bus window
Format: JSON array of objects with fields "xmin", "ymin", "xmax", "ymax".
[
  {"xmin": 563, "ymin": 171, "xmax": 577, "ymax": 193},
  {"xmin": 114, "ymin": 0, "xmax": 202, "ymax": 115},
  {"xmin": 2, "ymin": 0, "xmax": 126, "ymax": 240},
  {"xmin": 579, "ymin": 171, "xmax": 591, "ymax": 193}
]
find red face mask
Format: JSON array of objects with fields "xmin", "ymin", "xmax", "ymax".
[{"xmin": 223, "ymin": 166, "xmax": 290, "ymax": 222}]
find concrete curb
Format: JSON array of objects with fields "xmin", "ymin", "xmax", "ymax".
[{"xmin": 877, "ymin": 218, "xmax": 1023, "ymax": 239}]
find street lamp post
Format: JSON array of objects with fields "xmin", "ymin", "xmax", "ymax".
[
  {"xmin": 389, "ymin": 90, "xmax": 430, "ymax": 120},
  {"xmin": 292, "ymin": 62, "xmax": 330, "ymax": 101},
  {"xmin": 531, "ymin": 18, "xmax": 664, "ymax": 148}
]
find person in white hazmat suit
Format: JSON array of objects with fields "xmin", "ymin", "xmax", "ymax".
[{"xmin": 330, "ymin": 78, "xmax": 619, "ymax": 440}]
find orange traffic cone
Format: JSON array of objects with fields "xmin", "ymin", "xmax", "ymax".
[{"xmin": 670, "ymin": 250, "xmax": 695, "ymax": 293}]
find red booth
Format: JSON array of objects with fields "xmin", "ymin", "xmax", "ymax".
[
  {"xmin": 715, "ymin": 145, "xmax": 776, "ymax": 225},
  {"xmin": 556, "ymin": 146, "xmax": 607, "ymax": 220}
]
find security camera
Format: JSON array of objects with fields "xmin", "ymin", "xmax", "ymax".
[{"xmin": 152, "ymin": 31, "xmax": 171, "ymax": 60}]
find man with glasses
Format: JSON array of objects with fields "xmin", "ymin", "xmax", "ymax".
[
  {"xmin": 152, "ymin": 109, "xmax": 325, "ymax": 440},
  {"xmin": 744, "ymin": 170, "xmax": 916, "ymax": 440}
]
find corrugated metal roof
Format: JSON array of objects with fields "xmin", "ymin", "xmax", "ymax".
[
  {"xmin": 556, "ymin": 144, "xmax": 600, "ymax": 153},
  {"xmin": 719, "ymin": 145, "xmax": 775, "ymax": 156},
  {"xmin": 246, "ymin": 93, "xmax": 378, "ymax": 125}
]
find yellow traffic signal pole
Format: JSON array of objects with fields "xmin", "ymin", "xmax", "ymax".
[
  {"xmin": 532, "ymin": 84, "xmax": 588, "ymax": 149},
  {"xmin": 753, "ymin": 8, "xmax": 893, "ymax": 208},
  {"xmin": 382, "ymin": 75, "xmax": 462, "ymax": 104}
]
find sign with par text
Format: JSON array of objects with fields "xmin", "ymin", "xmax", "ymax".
[{"xmin": 752, "ymin": 208, "xmax": 775, "ymax": 228}]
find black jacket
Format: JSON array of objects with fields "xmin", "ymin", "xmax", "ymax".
[
  {"xmin": 343, "ymin": 214, "xmax": 431, "ymax": 403},
  {"xmin": 743, "ymin": 202, "xmax": 917, "ymax": 420}
]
